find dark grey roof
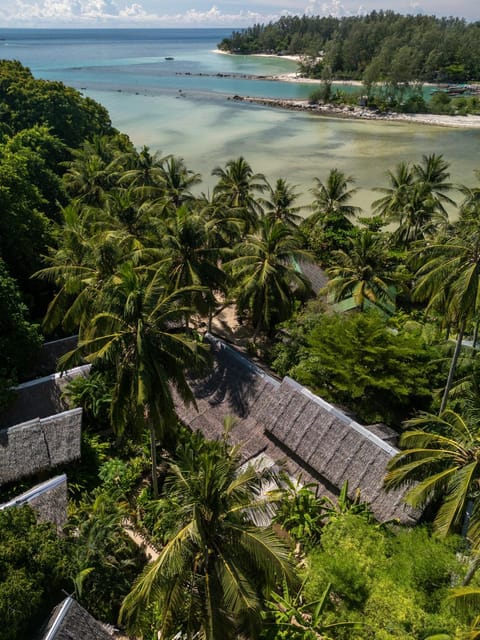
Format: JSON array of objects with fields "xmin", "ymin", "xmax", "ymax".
[
  {"xmin": 364, "ymin": 422, "xmax": 399, "ymax": 447},
  {"xmin": 297, "ymin": 259, "xmax": 329, "ymax": 295},
  {"xmin": 41, "ymin": 597, "xmax": 113, "ymax": 640},
  {"xmin": 24, "ymin": 336, "xmax": 79, "ymax": 380},
  {"xmin": 0, "ymin": 365, "xmax": 90, "ymax": 428},
  {"xmin": 0, "ymin": 474, "xmax": 68, "ymax": 531},
  {"xmin": 175, "ymin": 335, "xmax": 417, "ymax": 524},
  {"xmin": 260, "ymin": 377, "xmax": 411, "ymax": 523},
  {"xmin": 0, "ymin": 408, "xmax": 82, "ymax": 485}
]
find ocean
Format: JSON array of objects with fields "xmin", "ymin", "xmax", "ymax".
[{"xmin": 1, "ymin": 28, "xmax": 479, "ymax": 210}]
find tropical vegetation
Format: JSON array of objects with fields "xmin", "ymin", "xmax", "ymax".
[
  {"xmin": 219, "ymin": 13, "xmax": 480, "ymax": 84},
  {"xmin": 3, "ymin": 57, "xmax": 480, "ymax": 640}
]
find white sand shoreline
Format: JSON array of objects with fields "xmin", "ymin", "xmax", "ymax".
[
  {"xmin": 213, "ymin": 49, "xmax": 480, "ymax": 128},
  {"xmin": 213, "ymin": 49, "xmax": 303, "ymax": 63},
  {"xmin": 235, "ymin": 96, "xmax": 480, "ymax": 129}
]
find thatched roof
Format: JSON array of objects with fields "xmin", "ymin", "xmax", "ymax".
[
  {"xmin": 24, "ymin": 336, "xmax": 79, "ymax": 380},
  {"xmin": 0, "ymin": 408, "xmax": 82, "ymax": 485},
  {"xmin": 0, "ymin": 474, "xmax": 68, "ymax": 531},
  {"xmin": 40, "ymin": 597, "xmax": 114, "ymax": 640},
  {"xmin": 174, "ymin": 335, "xmax": 417, "ymax": 524},
  {"xmin": 297, "ymin": 259, "xmax": 329, "ymax": 295},
  {"xmin": 260, "ymin": 376, "xmax": 411, "ymax": 522},
  {"xmin": 0, "ymin": 364, "xmax": 90, "ymax": 429}
]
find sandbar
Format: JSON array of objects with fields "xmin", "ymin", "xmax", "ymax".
[{"xmin": 230, "ymin": 96, "xmax": 480, "ymax": 128}]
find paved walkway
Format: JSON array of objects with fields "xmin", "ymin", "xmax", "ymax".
[{"xmin": 122, "ymin": 519, "xmax": 159, "ymax": 561}]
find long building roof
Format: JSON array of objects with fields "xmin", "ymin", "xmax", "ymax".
[{"xmin": 174, "ymin": 335, "xmax": 417, "ymax": 524}]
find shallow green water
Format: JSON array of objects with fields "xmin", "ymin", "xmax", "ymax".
[
  {"xmin": 91, "ymin": 89, "xmax": 480, "ymax": 213},
  {"xmin": 2, "ymin": 28, "xmax": 479, "ymax": 213}
]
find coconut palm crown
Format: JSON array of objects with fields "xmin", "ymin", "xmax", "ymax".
[
  {"xmin": 120, "ymin": 432, "xmax": 297, "ymax": 640},
  {"xmin": 385, "ymin": 408, "xmax": 480, "ymax": 544}
]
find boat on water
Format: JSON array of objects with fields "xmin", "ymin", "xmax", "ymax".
[{"xmin": 165, "ymin": 56, "xmax": 175, "ymax": 61}]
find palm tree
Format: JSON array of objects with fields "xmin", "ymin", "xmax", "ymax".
[
  {"xmin": 159, "ymin": 155, "xmax": 201, "ymax": 211},
  {"xmin": 212, "ymin": 157, "xmax": 266, "ymax": 234},
  {"xmin": 63, "ymin": 150, "xmax": 111, "ymax": 206},
  {"xmin": 302, "ymin": 168, "xmax": 361, "ymax": 264},
  {"xmin": 36, "ymin": 202, "xmax": 126, "ymax": 336},
  {"xmin": 157, "ymin": 205, "xmax": 227, "ymax": 327},
  {"xmin": 413, "ymin": 153, "xmax": 455, "ymax": 215},
  {"xmin": 259, "ymin": 178, "xmax": 303, "ymax": 229},
  {"xmin": 372, "ymin": 161, "xmax": 415, "ymax": 219},
  {"xmin": 307, "ymin": 168, "xmax": 361, "ymax": 228},
  {"xmin": 102, "ymin": 186, "xmax": 163, "ymax": 247},
  {"xmin": 120, "ymin": 432, "xmax": 297, "ymax": 639},
  {"xmin": 118, "ymin": 145, "xmax": 167, "ymax": 200},
  {"xmin": 412, "ymin": 211, "xmax": 480, "ymax": 412},
  {"xmin": 459, "ymin": 171, "xmax": 480, "ymax": 214},
  {"xmin": 226, "ymin": 218, "xmax": 313, "ymax": 340},
  {"xmin": 67, "ymin": 262, "xmax": 209, "ymax": 497},
  {"xmin": 384, "ymin": 409, "xmax": 480, "ymax": 544},
  {"xmin": 62, "ymin": 135, "xmax": 126, "ymax": 206},
  {"xmin": 197, "ymin": 190, "xmax": 245, "ymax": 249},
  {"xmin": 373, "ymin": 155, "xmax": 453, "ymax": 248},
  {"xmin": 325, "ymin": 230, "xmax": 398, "ymax": 312},
  {"xmin": 392, "ymin": 182, "xmax": 448, "ymax": 247}
]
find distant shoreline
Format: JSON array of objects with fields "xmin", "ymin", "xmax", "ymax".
[
  {"xmin": 232, "ymin": 96, "xmax": 480, "ymax": 129},
  {"xmin": 213, "ymin": 49, "xmax": 304, "ymax": 63},
  {"xmin": 212, "ymin": 51, "xmax": 480, "ymax": 129}
]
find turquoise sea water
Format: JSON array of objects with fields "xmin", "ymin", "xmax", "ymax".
[{"xmin": 1, "ymin": 28, "xmax": 479, "ymax": 210}]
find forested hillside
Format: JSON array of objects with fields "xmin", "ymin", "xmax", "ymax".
[
  {"xmin": 0, "ymin": 60, "xmax": 113, "ymax": 406},
  {"xmin": 219, "ymin": 12, "xmax": 480, "ymax": 82}
]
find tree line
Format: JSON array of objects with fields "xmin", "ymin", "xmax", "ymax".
[{"xmin": 219, "ymin": 12, "xmax": 480, "ymax": 83}]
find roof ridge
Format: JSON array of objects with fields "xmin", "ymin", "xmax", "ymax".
[
  {"xmin": 43, "ymin": 597, "xmax": 74, "ymax": 640},
  {"xmin": 14, "ymin": 364, "xmax": 91, "ymax": 391},
  {"xmin": 0, "ymin": 474, "xmax": 67, "ymax": 510},
  {"xmin": 282, "ymin": 376, "xmax": 399, "ymax": 457},
  {"xmin": 205, "ymin": 333, "xmax": 281, "ymax": 389},
  {"xmin": 1, "ymin": 407, "xmax": 82, "ymax": 434}
]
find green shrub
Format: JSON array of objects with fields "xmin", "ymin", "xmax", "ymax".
[{"xmin": 0, "ymin": 506, "xmax": 69, "ymax": 640}]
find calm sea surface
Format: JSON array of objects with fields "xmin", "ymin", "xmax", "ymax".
[{"xmin": 1, "ymin": 28, "xmax": 479, "ymax": 210}]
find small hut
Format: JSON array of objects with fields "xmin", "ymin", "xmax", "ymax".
[
  {"xmin": 0, "ymin": 409, "xmax": 82, "ymax": 485},
  {"xmin": 0, "ymin": 474, "xmax": 68, "ymax": 531},
  {"xmin": 1, "ymin": 364, "xmax": 89, "ymax": 428},
  {"xmin": 40, "ymin": 597, "xmax": 115, "ymax": 640}
]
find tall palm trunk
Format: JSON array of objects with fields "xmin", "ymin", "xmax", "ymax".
[
  {"xmin": 149, "ymin": 424, "xmax": 159, "ymax": 499},
  {"xmin": 473, "ymin": 317, "xmax": 480, "ymax": 349},
  {"xmin": 252, "ymin": 318, "xmax": 262, "ymax": 343},
  {"xmin": 461, "ymin": 498, "xmax": 474, "ymax": 540},
  {"xmin": 440, "ymin": 319, "xmax": 466, "ymax": 414},
  {"xmin": 463, "ymin": 552, "xmax": 480, "ymax": 586}
]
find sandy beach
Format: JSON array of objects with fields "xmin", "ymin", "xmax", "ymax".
[
  {"xmin": 213, "ymin": 49, "xmax": 304, "ymax": 63},
  {"xmin": 233, "ymin": 95, "xmax": 480, "ymax": 128},
  {"xmin": 272, "ymin": 72, "xmax": 363, "ymax": 85},
  {"xmin": 214, "ymin": 50, "xmax": 480, "ymax": 128}
]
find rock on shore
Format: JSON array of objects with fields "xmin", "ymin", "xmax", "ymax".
[{"xmin": 230, "ymin": 95, "xmax": 480, "ymax": 128}]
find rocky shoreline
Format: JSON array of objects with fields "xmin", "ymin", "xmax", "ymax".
[{"xmin": 228, "ymin": 95, "xmax": 480, "ymax": 128}]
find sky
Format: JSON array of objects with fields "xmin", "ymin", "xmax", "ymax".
[{"xmin": 0, "ymin": 0, "xmax": 477, "ymax": 28}]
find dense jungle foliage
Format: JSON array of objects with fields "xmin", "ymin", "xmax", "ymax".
[
  {"xmin": 219, "ymin": 12, "xmax": 480, "ymax": 83},
  {"xmin": 3, "ymin": 59, "xmax": 480, "ymax": 639}
]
